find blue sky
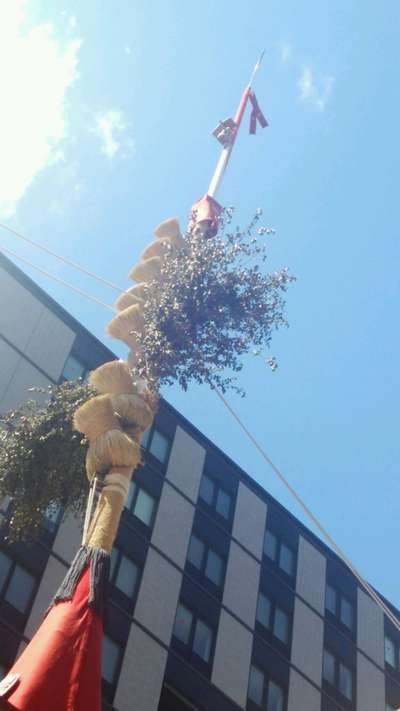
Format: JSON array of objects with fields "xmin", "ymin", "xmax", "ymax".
[{"xmin": 1, "ymin": 1, "xmax": 399, "ymax": 606}]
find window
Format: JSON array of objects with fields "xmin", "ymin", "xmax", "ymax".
[
  {"xmin": 186, "ymin": 534, "xmax": 225, "ymax": 587},
  {"xmin": 247, "ymin": 665, "xmax": 285, "ymax": 710},
  {"xmin": 109, "ymin": 548, "xmax": 140, "ymax": 599},
  {"xmin": 325, "ymin": 583, "xmax": 354, "ymax": 631},
  {"xmin": 322, "ymin": 648, "xmax": 353, "ymax": 701},
  {"xmin": 256, "ymin": 591, "xmax": 290, "ymax": 645},
  {"xmin": 62, "ymin": 353, "xmax": 86, "ymax": 381},
  {"xmin": 172, "ymin": 603, "xmax": 214, "ymax": 665},
  {"xmin": 102, "ymin": 635, "xmax": 122, "ymax": 685},
  {"xmin": 0, "ymin": 551, "xmax": 36, "ymax": 615},
  {"xmin": 263, "ymin": 530, "xmax": 296, "ymax": 578},
  {"xmin": 141, "ymin": 426, "xmax": 171, "ymax": 465},
  {"xmin": 198, "ymin": 474, "xmax": 232, "ymax": 521},
  {"xmin": 125, "ymin": 481, "xmax": 156, "ymax": 527},
  {"xmin": 385, "ymin": 635, "xmax": 398, "ymax": 668}
]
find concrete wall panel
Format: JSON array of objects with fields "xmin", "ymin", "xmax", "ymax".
[
  {"xmin": 166, "ymin": 426, "xmax": 205, "ymax": 502},
  {"xmin": 114, "ymin": 623, "xmax": 167, "ymax": 711},
  {"xmin": 357, "ymin": 588, "xmax": 384, "ymax": 667},
  {"xmin": 357, "ymin": 651, "xmax": 385, "ymax": 711},
  {"xmin": 222, "ymin": 541, "xmax": 260, "ymax": 629},
  {"xmin": 25, "ymin": 308, "xmax": 75, "ymax": 382},
  {"xmin": 291, "ymin": 598, "xmax": 323, "ymax": 687},
  {"xmin": 0, "ymin": 269, "xmax": 43, "ymax": 351},
  {"xmin": 53, "ymin": 513, "xmax": 83, "ymax": 564},
  {"xmin": 24, "ymin": 556, "xmax": 67, "ymax": 639},
  {"xmin": 134, "ymin": 548, "xmax": 182, "ymax": 645},
  {"xmin": 296, "ymin": 536, "xmax": 326, "ymax": 615},
  {"xmin": 151, "ymin": 483, "xmax": 195, "ymax": 568},
  {"xmin": 287, "ymin": 669, "xmax": 320, "ymax": 711},
  {"xmin": 0, "ymin": 359, "xmax": 50, "ymax": 412},
  {"xmin": 212, "ymin": 609, "xmax": 253, "ymax": 708},
  {"xmin": 232, "ymin": 482, "xmax": 267, "ymax": 560},
  {"xmin": 0, "ymin": 339, "xmax": 20, "ymax": 405}
]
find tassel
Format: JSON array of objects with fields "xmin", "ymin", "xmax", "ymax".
[{"xmin": 50, "ymin": 546, "xmax": 110, "ymax": 614}]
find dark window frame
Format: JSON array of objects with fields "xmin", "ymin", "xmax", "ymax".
[
  {"xmin": 0, "ymin": 550, "xmax": 37, "ymax": 623},
  {"xmin": 322, "ymin": 646, "xmax": 354, "ymax": 704},
  {"xmin": 325, "ymin": 581, "xmax": 355, "ymax": 633},
  {"xmin": 385, "ymin": 634, "xmax": 399, "ymax": 670},
  {"xmin": 263, "ymin": 529, "xmax": 297, "ymax": 580},
  {"xmin": 60, "ymin": 351, "xmax": 88, "ymax": 382},
  {"xmin": 255, "ymin": 589, "xmax": 292, "ymax": 648},
  {"xmin": 141, "ymin": 425, "xmax": 172, "ymax": 467},
  {"xmin": 186, "ymin": 533, "xmax": 226, "ymax": 590},
  {"xmin": 172, "ymin": 601, "xmax": 216, "ymax": 674},
  {"xmin": 247, "ymin": 662, "xmax": 287, "ymax": 711},
  {"xmin": 198, "ymin": 473, "xmax": 233, "ymax": 525},
  {"xmin": 101, "ymin": 632, "xmax": 124, "ymax": 703},
  {"xmin": 124, "ymin": 480, "xmax": 157, "ymax": 530},
  {"xmin": 108, "ymin": 547, "xmax": 141, "ymax": 612}
]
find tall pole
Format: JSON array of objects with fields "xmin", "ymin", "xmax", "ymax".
[{"xmin": 207, "ymin": 51, "xmax": 265, "ymax": 199}]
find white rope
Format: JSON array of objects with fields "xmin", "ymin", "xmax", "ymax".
[
  {"xmin": 82, "ymin": 476, "xmax": 98, "ymax": 546},
  {"xmin": 213, "ymin": 386, "xmax": 400, "ymax": 632},
  {"xmin": 0, "ymin": 244, "xmax": 116, "ymax": 313},
  {"xmin": 0, "ymin": 222, "xmax": 124, "ymax": 293}
]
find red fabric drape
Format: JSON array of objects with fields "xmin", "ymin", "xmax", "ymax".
[{"xmin": 1, "ymin": 566, "xmax": 102, "ymax": 711}]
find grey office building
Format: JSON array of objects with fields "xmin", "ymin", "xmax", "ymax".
[{"xmin": 0, "ymin": 252, "xmax": 399, "ymax": 711}]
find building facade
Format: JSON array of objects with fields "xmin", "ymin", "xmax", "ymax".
[{"xmin": 0, "ymin": 252, "xmax": 399, "ymax": 711}]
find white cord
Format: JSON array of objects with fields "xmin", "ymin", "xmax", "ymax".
[
  {"xmin": 0, "ymin": 244, "xmax": 116, "ymax": 313},
  {"xmin": 0, "ymin": 222, "xmax": 124, "ymax": 293},
  {"xmin": 214, "ymin": 386, "xmax": 400, "ymax": 632}
]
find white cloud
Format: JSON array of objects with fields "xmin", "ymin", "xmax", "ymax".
[
  {"xmin": 280, "ymin": 42, "xmax": 292, "ymax": 64},
  {"xmin": 95, "ymin": 109, "xmax": 133, "ymax": 158},
  {"xmin": 0, "ymin": 1, "xmax": 82, "ymax": 217},
  {"xmin": 298, "ymin": 66, "xmax": 334, "ymax": 111},
  {"xmin": 124, "ymin": 45, "xmax": 132, "ymax": 55}
]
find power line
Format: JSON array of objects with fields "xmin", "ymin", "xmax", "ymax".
[
  {"xmin": 0, "ymin": 222, "xmax": 124, "ymax": 294},
  {"xmin": 213, "ymin": 386, "xmax": 400, "ymax": 632},
  {"xmin": 0, "ymin": 244, "xmax": 116, "ymax": 313}
]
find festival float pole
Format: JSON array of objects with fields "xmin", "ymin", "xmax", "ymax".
[{"xmin": 0, "ymin": 56, "xmax": 268, "ymax": 711}]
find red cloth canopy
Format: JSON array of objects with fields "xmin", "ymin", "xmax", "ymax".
[{"xmin": 0, "ymin": 565, "xmax": 102, "ymax": 711}]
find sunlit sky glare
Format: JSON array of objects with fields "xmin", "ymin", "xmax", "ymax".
[{"xmin": 1, "ymin": 1, "xmax": 399, "ymax": 606}]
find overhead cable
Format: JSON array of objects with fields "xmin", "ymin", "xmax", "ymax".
[
  {"xmin": 213, "ymin": 386, "xmax": 400, "ymax": 632},
  {"xmin": 0, "ymin": 222, "xmax": 124, "ymax": 293},
  {"xmin": 0, "ymin": 244, "xmax": 116, "ymax": 313}
]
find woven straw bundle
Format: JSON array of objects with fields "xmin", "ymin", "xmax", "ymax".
[
  {"xmin": 73, "ymin": 394, "xmax": 119, "ymax": 440},
  {"xmin": 128, "ymin": 256, "xmax": 161, "ymax": 283},
  {"xmin": 85, "ymin": 432, "xmax": 140, "ymax": 481},
  {"xmin": 110, "ymin": 392, "xmax": 153, "ymax": 432},
  {"xmin": 73, "ymin": 394, "xmax": 140, "ymax": 480},
  {"xmin": 140, "ymin": 238, "xmax": 172, "ymax": 261},
  {"xmin": 106, "ymin": 304, "xmax": 145, "ymax": 349},
  {"xmin": 85, "ymin": 466, "xmax": 133, "ymax": 552},
  {"xmin": 154, "ymin": 217, "xmax": 186, "ymax": 250},
  {"xmin": 89, "ymin": 361, "xmax": 138, "ymax": 396}
]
